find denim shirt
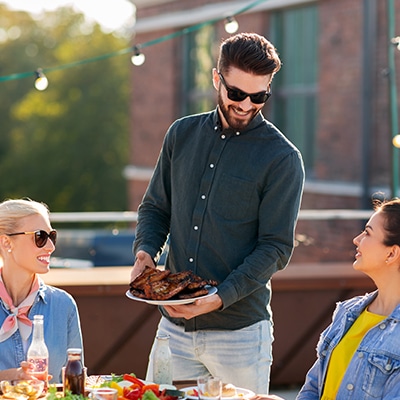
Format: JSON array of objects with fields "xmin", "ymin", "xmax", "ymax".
[
  {"xmin": 0, "ymin": 277, "xmax": 83, "ymax": 383},
  {"xmin": 134, "ymin": 108, "xmax": 305, "ymax": 331},
  {"xmin": 297, "ymin": 291, "xmax": 400, "ymax": 399}
]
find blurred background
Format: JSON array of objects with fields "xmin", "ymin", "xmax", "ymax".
[{"xmin": 1, "ymin": 0, "xmax": 399, "ymax": 392}]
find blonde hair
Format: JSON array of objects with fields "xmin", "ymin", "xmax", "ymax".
[{"xmin": 0, "ymin": 198, "xmax": 50, "ymax": 236}]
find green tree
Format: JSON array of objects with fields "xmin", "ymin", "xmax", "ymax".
[{"xmin": 0, "ymin": 5, "xmax": 130, "ymax": 212}]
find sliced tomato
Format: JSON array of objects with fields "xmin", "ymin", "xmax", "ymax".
[{"xmin": 123, "ymin": 386, "xmax": 142, "ymax": 400}]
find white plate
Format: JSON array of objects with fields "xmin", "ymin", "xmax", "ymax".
[
  {"xmin": 182, "ymin": 386, "xmax": 255, "ymax": 400},
  {"xmin": 86, "ymin": 377, "xmax": 176, "ymax": 391},
  {"xmin": 125, "ymin": 286, "xmax": 218, "ymax": 305}
]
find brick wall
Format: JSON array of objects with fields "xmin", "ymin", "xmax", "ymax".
[{"xmin": 128, "ymin": 0, "xmax": 400, "ymax": 262}]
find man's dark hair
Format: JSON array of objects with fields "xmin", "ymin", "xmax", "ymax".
[{"xmin": 217, "ymin": 32, "xmax": 282, "ymax": 77}]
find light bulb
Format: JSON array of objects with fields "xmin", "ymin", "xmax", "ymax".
[
  {"xmin": 131, "ymin": 46, "xmax": 145, "ymax": 66},
  {"xmin": 225, "ymin": 16, "xmax": 239, "ymax": 34},
  {"xmin": 391, "ymin": 36, "xmax": 400, "ymax": 51},
  {"xmin": 393, "ymin": 134, "xmax": 400, "ymax": 148},
  {"xmin": 34, "ymin": 69, "xmax": 48, "ymax": 91}
]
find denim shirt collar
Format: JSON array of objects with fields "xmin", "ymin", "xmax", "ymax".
[
  {"xmin": 0, "ymin": 275, "xmax": 48, "ymax": 310},
  {"xmin": 37, "ymin": 277, "xmax": 48, "ymax": 305},
  {"xmin": 344, "ymin": 290, "xmax": 400, "ymax": 322}
]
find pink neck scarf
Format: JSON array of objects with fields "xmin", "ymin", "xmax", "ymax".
[{"xmin": 0, "ymin": 269, "xmax": 39, "ymax": 342}]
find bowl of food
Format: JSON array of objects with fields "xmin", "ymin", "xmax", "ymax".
[{"xmin": 0, "ymin": 380, "xmax": 45, "ymax": 400}]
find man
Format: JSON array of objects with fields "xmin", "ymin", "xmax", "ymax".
[{"xmin": 131, "ymin": 32, "xmax": 304, "ymax": 394}]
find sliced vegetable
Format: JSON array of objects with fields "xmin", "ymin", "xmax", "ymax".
[
  {"xmin": 141, "ymin": 384, "xmax": 160, "ymax": 397},
  {"xmin": 123, "ymin": 386, "xmax": 142, "ymax": 400},
  {"xmin": 110, "ymin": 381, "xmax": 123, "ymax": 396},
  {"xmin": 142, "ymin": 390, "xmax": 160, "ymax": 400},
  {"xmin": 123, "ymin": 374, "xmax": 145, "ymax": 388}
]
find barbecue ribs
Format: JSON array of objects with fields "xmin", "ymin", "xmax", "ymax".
[{"xmin": 129, "ymin": 266, "xmax": 217, "ymax": 301}]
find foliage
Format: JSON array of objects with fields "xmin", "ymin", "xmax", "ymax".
[{"xmin": 0, "ymin": 5, "xmax": 130, "ymax": 212}]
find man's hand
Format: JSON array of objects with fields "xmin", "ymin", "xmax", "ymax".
[
  {"xmin": 130, "ymin": 250, "xmax": 154, "ymax": 282},
  {"xmin": 163, "ymin": 293, "xmax": 222, "ymax": 319}
]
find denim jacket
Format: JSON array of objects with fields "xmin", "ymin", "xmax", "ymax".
[
  {"xmin": 0, "ymin": 277, "xmax": 83, "ymax": 383},
  {"xmin": 297, "ymin": 290, "xmax": 400, "ymax": 399}
]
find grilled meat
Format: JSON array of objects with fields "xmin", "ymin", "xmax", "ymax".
[{"xmin": 129, "ymin": 266, "xmax": 217, "ymax": 301}]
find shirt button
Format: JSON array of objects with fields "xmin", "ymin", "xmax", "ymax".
[
  {"xmin": 194, "ymin": 226, "xmax": 199, "ymax": 230},
  {"xmin": 386, "ymin": 364, "xmax": 392, "ymax": 371},
  {"xmin": 357, "ymin": 352, "xmax": 363, "ymax": 358},
  {"xmin": 346, "ymin": 384, "xmax": 354, "ymax": 391},
  {"xmin": 221, "ymin": 134, "xmax": 226, "ymax": 139},
  {"xmin": 379, "ymin": 323, "xmax": 386, "ymax": 330},
  {"xmin": 210, "ymin": 164, "xmax": 215, "ymax": 168},
  {"xmin": 236, "ymin": 131, "xmax": 240, "ymax": 135},
  {"xmin": 189, "ymin": 258, "xmax": 194, "ymax": 263},
  {"xmin": 214, "ymin": 126, "xmax": 218, "ymax": 131},
  {"xmin": 201, "ymin": 195, "xmax": 206, "ymax": 199}
]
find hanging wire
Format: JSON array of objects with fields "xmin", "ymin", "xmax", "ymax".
[{"xmin": 0, "ymin": 0, "xmax": 268, "ymax": 84}]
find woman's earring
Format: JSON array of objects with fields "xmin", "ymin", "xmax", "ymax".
[{"xmin": 7, "ymin": 249, "xmax": 11, "ymax": 253}]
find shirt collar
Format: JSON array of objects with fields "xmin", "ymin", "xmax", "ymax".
[
  {"xmin": 213, "ymin": 107, "xmax": 264, "ymax": 135},
  {"xmin": 37, "ymin": 277, "xmax": 48, "ymax": 304}
]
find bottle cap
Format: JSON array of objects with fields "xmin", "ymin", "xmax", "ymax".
[
  {"xmin": 67, "ymin": 348, "xmax": 82, "ymax": 354},
  {"xmin": 156, "ymin": 334, "xmax": 170, "ymax": 340}
]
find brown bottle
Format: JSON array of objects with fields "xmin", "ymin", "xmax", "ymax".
[{"xmin": 64, "ymin": 348, "xmax": 85, "ymax": 395}]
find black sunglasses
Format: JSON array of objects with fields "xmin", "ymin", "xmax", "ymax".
[
  {"xmin": 218, "ymin": 72, "xmax": 271, "ymax": 104},
  {"xmin": 7, "ymin": 230, "xmax": 57, "ymax": 248}
]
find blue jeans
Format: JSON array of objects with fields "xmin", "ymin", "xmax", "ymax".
[{"xmin": 146, "ymin": 317, "xmax": 273, "ymax": 394}]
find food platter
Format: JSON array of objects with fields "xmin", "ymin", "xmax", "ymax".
[
  {"xmin": 86, "ymin": 376, "xmax": 176, "ymax": 392},
  {"xmin": 182, "ymin": 386, "xmax": 255, "ymax": 400},
  {"xmin": 125, "ymin": 286, "xmax": 218, "ymax": 305}
]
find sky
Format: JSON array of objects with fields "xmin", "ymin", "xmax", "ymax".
[{"xmin": 0, "ymin": 0, "xmax": 136, "ymax": 32}]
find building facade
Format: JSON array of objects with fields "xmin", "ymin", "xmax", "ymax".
[{"xmin": 125, "ymin": 0, "xmax": 400, "ymax": 262}]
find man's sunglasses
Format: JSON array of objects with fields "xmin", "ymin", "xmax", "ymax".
[
  {"xmin": 218, "ymin": 72, "xmax": 271, "ymax": 104},
  {"xmin": 7, "ymin": 230, "xmax": 57, "ymax": 248}
]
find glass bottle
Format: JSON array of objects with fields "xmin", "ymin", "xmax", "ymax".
[
  {"xmin": 64, "ymin": 348, "xmax": 85, "ymax": 395},
  {"xmin": 27, "ymin": 315, "xmax": 49, "ymax": 387},
  {"xmin": 152, "ymin": 334, "xmax": 173, "ymax": 385}
]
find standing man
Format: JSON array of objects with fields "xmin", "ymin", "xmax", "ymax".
[{"xmin": 131, "ymin": 32, "xmax": 304, "ymax": 394}]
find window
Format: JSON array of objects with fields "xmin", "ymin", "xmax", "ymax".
[
  {"xmin": 181, "ymin": 25, "xmax": 216, "ymax": 115},
  {"xmin": 269, "ymin": 5, "xmax": 318, "ymax": 173}
]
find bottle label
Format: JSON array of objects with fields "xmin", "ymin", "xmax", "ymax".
[{"xmin": 27, "ymin": 357, "xmax": 48, "ymax": 388}]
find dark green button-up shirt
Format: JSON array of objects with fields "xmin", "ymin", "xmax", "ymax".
[{"xmin": 134, "ymin": 108, "xmax": 304, "ymax": 331}]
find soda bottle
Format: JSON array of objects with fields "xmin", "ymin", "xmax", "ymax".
[
  {"xmin": 27, "ymin": 315, "xmax": 49, "ymax": 388},
  {"xmin": 64, "ymin": 348, "xmax": 85, "ymax": 395},
  {"xmin": 152, "ymin": 334, "xmax": 173, "ymax": 385}
]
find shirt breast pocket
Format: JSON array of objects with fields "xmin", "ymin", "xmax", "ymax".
[
  {"xmin": 211, "ymin": 174, "xmax": 257, "ymax": 221},
  {"xmin": 362, "ymin": 352, "xmax": 400, "ymax": 397}
]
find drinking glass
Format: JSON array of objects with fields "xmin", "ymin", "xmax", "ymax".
[
  {"xmin": 89, "ymin": 388, "xmax": 118, "ymax": 400},
  {"xmin": 197, "ymin": 376, "xmax": 222, "ymax": 400}
]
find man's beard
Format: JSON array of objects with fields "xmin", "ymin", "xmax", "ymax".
[{"xmin": 218, "ymin": 91, "xmax": 260, "ymax": 131}]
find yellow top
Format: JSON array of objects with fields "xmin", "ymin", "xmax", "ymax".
[{"xmin": 321, "ymin": 308, "xmax": 386, "ymax": 400}]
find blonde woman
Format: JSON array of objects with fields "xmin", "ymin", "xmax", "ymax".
[{"xmin": 0, "ymin": 198, "xmax": 83, "ymax": 383}]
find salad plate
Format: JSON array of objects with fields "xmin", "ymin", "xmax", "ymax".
[
  {"xmin": 86, "ymin": 376, "xmax": 177, "ymax": 392},
  {"xmin": 125, "ymin": 286, "xmax": 218, "ymax": 306}
]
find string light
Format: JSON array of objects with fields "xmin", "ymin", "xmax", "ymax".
[
  {"xmin": 0, "ymin": 0, "xmax": 268, "ymax": 84},
  {"xmin": 34, "ymin": 69, "xmax": 48, "ymax": 91},
  {"xmin": 224, "ymin": 16, "xmax": 239, "ymax": 34},
  {"xmin": 393, "ymin": 134, "xmax": 400, "ymax": 148},
  {"xmin": 391, "ymin": 36, "xmax": 400, "ymax": 50},
  {"xmin": 131, "ymin": 46, "xmax": 145, "ymax": 66}
]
